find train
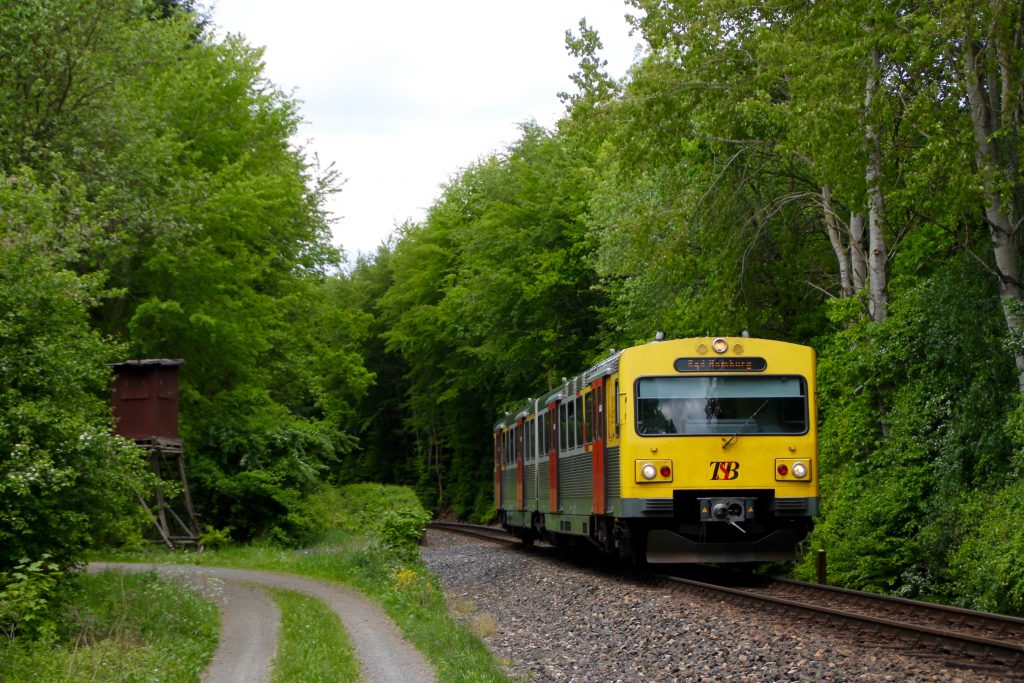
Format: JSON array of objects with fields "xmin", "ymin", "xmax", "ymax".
[{"xmin": 494, "ymin": 335, "xmax": 818, "ymax": 564}]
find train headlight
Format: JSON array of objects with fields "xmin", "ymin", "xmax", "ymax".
[
  {"xmin": 712, "ymin": 338, "xmax": 729, "ymax": 354},
  {"xmin": 775, "ymin": 458, "xmax": 812, "ymax": 481},
  {"xmin": 641, "ymin": 463, "xmax": 657, "ymax": 480}
]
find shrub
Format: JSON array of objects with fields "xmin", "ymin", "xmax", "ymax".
[
  {"xmin": 380, "ymin": 507, "xmax": 432, "ymax": 557},
  {"xmin": 0, "ymin": 555, "xmax": 63, "ymax": 641},
  {"xmin": 949, "ymin": 480, "xmax": 1024, "ymax": 615}
]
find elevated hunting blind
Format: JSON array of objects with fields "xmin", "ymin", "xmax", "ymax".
[{"xmin": 111, "ymin": 359, "xmax": 199, "ymax": 548}]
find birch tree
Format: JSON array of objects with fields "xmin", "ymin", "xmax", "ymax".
[{"xmin": 957, "ymin": 0, "xmax": 1024, "ymax": 390}]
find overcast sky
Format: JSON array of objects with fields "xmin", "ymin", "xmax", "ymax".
[{"xmin": 205, "ymin": 1, "xmax": 643, "ymax": 260}]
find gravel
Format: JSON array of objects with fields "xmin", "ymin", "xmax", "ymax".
[{"xmin": 420, "ymin": 531, "xmax": 1000, "ymax": 683}]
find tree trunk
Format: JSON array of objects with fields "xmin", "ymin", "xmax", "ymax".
[
  {"xmin": 822, "ymin": 185, "xmax": 854, "ymax": 297},
  {"xmin": 850, "ymin": 211, "xmax": 868, "ymax": 293},
  {"xmin": 965, "ymin": 22, "xmax": 1024, "ymax": 391},
  {"xmin": 864, "ymin": 45, "xmax": 889, "ymax": 323}
]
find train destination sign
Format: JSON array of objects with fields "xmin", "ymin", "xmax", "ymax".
[{"xmin": 674, "ymin": 357, "xmax": 768, "ymax": 372}]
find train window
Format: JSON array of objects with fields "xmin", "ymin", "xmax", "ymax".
[
  {"xmin": 524, "ymin": 420, "xmax": 531, "ymax": 461},
  {"xmin": 541, "ymin": 411, "xmax": 550, "ymax": 455},
  {"xmin": 574, "ymin": 396, "xmax": 583, "ymax": 447},
  {"xmin": 559, "ymin": 403, "xmax": 568, "ymax": 452},
  {"xmin": 526, "ymin": 418, "xmax": 535, "ymax": 461},
  {"xmin": 584, "ymin": 391, "xmax": 595, "ymax": 445},
  {"xmin": 635, "ymin": 376, "xmax": 808, "ymax": 436},
  {"xmin": 568, "ymin": 399, "xmax": 577, "ymax": 450}
]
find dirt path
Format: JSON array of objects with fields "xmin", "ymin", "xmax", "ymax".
[{"xmin": 89, "ymin": 562, "xmax": 436, "ymax": 683}]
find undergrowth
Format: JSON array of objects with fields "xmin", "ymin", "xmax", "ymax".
[{"xmin": 0, "ymin": 570, "xmax": 217, "ymax": 682}]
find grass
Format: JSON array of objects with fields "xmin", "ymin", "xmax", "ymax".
[
  {"xmin": 0, "ymin": 570, "xmax": 218, "ymax": 682},
  {"xmin": 267, "ymin": 587, "xmax": 361, "ymax": 683}
]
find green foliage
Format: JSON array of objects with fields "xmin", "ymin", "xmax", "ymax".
[
  {"xmin": 0, "ymin": 556, "xmax": 63, "ymax": 640},
  {"xmin": 364, "ymin": 125, "xmax": 607, "ymax": 516},
  {"xmin": 303, "ymin": 484, "xmax": 431, "ymax": 552},
  {"xmin": 0, "ymin": 179, "xmax": 153, "ymax": 572},
  {"xmin": 949, "ymin": 480, "xmax": 1024, "ymax": 614},
  {"xmin": 0, "ymin": 0, "xmax": 368, "ymax": 557},
  {"xmin": 802, "ymin": 257, "xmax": 1017, "ymax": 598},
  {"xmin": 198, "ymin": 525, "xmax": 234, "ymax": 549},
  {"xmin": 380, "ymin": 508, "xmax": 432, "ymax": 558},
  {"xmin": 2, "ymin": 0, "xmax": 1023, "ymax": 624},
  {"xmin": 0, "ymin": 570, "xmax": 218, "ymax": 682}
]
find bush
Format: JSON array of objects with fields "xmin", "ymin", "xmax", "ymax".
[
  {"xmin": 949, "ymin": 480, "xmax": 1024, "ymax": 615},
  {"xmin": 380, "ymin": 507, "xmax": 432, "ymax": 557},
  {"xmin": 302, "ymin": 483, "xmax": 431, "ymax": 550},
  {"xmin": 805, "ymin": 258, "xmax": 1017, "ymax": 600},
  {"xmin": 0, "ymin": 556, "xmax": 63, "ymax": 641}
]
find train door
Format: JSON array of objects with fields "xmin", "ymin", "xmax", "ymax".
[
  {"xmin": 516, "ymin": 418, "xmax": 525, "ymax": 510},
  {"xmin": 547, "ymin": 401, "xmax": 559, "ymax": 512},
  {"xmin": 494, "ymin": 430, "xmax": 502, "ymax": 510},
  {"xmin": 590, "ymin": 378, "xmax": 606, "ymax": 514}
]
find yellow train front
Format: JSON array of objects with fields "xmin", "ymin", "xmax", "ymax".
[{"xmin": 494, "ymin": 336, "xmax": 818, "ymax": 564}]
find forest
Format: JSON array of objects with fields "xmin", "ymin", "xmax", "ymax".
[{"xmin": 1, "ymin": 0, "xmax": 1023, "ymax": 622}]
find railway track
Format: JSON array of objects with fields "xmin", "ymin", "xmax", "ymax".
[
  {"xmin": 426, "ymin": 521, "xmax": 520, "ymax": 545},
  {"xmin": 429, "ymin": 522, "xmax": 1024, "ymax": 679},
  {"xmin": 659, "ymin": 573, "xmax": 1024, "ymax": 679}
]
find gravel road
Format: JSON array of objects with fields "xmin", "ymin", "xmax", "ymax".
[
  {"xmin": 89, "ymin": 562, "xmax": 436, "ymax": 683},
  {"xmin": 419, "ymin": 530, "xmax": 1002, "ymax": 683}
]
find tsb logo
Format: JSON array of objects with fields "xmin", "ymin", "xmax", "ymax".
[{"xmin": 710, "ymin": 461, "xmax": 740, "ymax": 480}]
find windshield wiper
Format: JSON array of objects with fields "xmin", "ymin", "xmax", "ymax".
[{"xmin": 721, "ymin": 399, "xmax": 770, "ymax": 449}]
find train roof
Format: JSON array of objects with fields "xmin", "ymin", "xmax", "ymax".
[{"xmin": 493, "ymin": 349, "xmax": 623, "ymax": 430}]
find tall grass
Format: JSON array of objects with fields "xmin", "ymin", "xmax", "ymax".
[{"xmin": 0, "ymin": 571, "xmax": 218, "ymax": 682}]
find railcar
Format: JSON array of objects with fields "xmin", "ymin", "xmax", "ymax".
[{"xmin": 494, "ymin": 335, "xmax": 818, "ymax": 564}]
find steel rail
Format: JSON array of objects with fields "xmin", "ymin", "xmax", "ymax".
[
  {"xmin": 427, "ymin": 521, "xmax": 519, "ymax": 545},
  {"xmin": 659, "ymin": 574, "xmax": 1024, "ymax": 672},
  {"xmin": 766, "ymin": 576, "xmax": 1024, "ymax": 636}
]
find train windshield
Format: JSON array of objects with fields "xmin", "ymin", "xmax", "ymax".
[{"xmin": 635, "ymin": 376, "xmax": 808, "ymax": 436}]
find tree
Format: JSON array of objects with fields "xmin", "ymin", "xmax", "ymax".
[
  {"xmin": 0, "ymin": 0, "xmax": 367, "ymax": 544},
  {"xmin": 372, "ymin": 125, "xmax": 606, "ymax": 516},
  {"xmin": 956, "ymin": 0, "xmax": 1024, "ymax": 390},
  {"xmin": 0, "ymin": 172, "xmax": 152, "ymax": 572}
]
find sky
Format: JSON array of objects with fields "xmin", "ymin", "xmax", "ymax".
[{"xmin": 205, "ymin": 1, "xmax": 643, "ymax": 260}]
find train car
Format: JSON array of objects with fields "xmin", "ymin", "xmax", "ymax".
[{"xmin": 494, "ymin": 335, "xmax": 818, "ymax": 564}]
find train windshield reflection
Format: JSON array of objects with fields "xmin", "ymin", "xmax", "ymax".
[{"xmin": 635, "ymin": 376, "xmax": 808, "ymax": 436}]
